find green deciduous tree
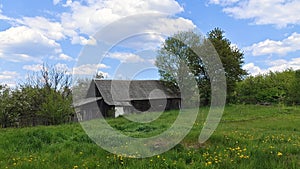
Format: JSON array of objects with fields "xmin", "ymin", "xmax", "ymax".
[
  {"xmin": 289, "ymin": 69, "xmax": 300, "ymax": 105},
  {"xmin": 0, "ymin": 64, "xmax": 74, "ymax": 128},
  {"xmin": 0, "ymin": 85, "xmax": 17, "ymax": 128},
  {"xmin": 236, "ymin": 69, "xmax": 297, "ymax": 105},
  {"xmin": 207, "ymin": 28, "xmax": 247, "ymax": 102},
  {"xmin": 155, "ymin": 28, "xmax": 247, "ymax": 105}
]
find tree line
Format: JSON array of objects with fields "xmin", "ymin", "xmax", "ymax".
[
  {"xmin": 0, "ymin": 65, "xmax": 74, "ymax": 128},
  {"xmin": 1, "ymin": 28, "xmax": 299, "ymax": 128},
  {"xmin": 155, "ymin": 28, "xmax": 300, "ymax": 106},
  {"xmin": 235, "ymin": 69, "xmax": 300, "ymax": 105}
]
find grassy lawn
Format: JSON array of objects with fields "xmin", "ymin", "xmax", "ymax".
[{"xmin": 0, "ymin": 105, "xmax": 299, "ymax": 169}]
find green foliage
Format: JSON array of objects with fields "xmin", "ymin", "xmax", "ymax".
[
  {"xmin": 0, "ymin": 85, "xmax": 18, "ymax": 128},
  {"xmin": 39, "ymin": 88, "xmax": 74, "ymax": 125},
  {"xmin": 0, "ymin": 64, "xmax": 74, "ymax": 128},
  {"xmin": 155, "ymin": 28, "xmax": 247, "ymax": 105},
  {"xmin": 155, "ymin": 31, "xmax": 203, "ymax": 92},
  {"xmin": 207, "ymin": 28, "xmax": 248, "ymax": 102},
  {"xmin": 288, "ymin": 70, "xmax": 300, "ymax": 105},
  {"xmin": 236, "ymin": 69, "xmax": 299, "ymax": 105},
  {"xmin": 0, "ymin": 105, "xmax": 299, "ymax": 169}
]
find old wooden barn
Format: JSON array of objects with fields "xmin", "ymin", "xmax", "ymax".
[{"xmin": 74, "ymin": 79, "xmax": 181, "ymax": 121}]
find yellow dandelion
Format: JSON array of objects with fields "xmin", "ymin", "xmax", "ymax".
[
  {"xmin": 73, "ymin": 165, "xmax": 79, "ymax": 169},
  {"xmin": 205, "ymin": 161, "xmax": 212, "ymax": 166},
  {"xmin": 277, "ymin": 152, "xmax": 283, "ymax": 156}
]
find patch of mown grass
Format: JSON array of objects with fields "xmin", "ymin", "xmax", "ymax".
[{"xmin": 0, "ymin": 105, "xmax": 299, "ymax": 168}]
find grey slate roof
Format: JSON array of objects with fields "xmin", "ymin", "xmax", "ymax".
[{"xmin": 86, "ymin": 79, "xmax": 180, "ymax": 106}]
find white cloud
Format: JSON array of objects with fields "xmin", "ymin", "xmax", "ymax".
[
  {"xmin": 23, "ymin": 63, "xmax": 72, "ymax": 75},
  {"xmin": 60, "ymin": 0, "xmax": 190, "ymax": 45},
  {"xmin": 19, "ymin": 16, "xmax": 65, "ymax": 41},
  {"xmin": 73, "ymin": 64, "xmax": 110, "ymax": 75},
  {"xmin": 23, "ymin": 64, "xmax": 43, "ymax": 72},
  {"xmin": 0, "ymin": 71, "xmax": 20, "ymax": 87},
  {"xmin": 244, "ymin": 58, "xmax": 300, "ymax": 76},
  {"xmin": 244, "ymin": 32, "xmax": 300, "ymax": 56},
  {"xmin": 53, "ymin": 0, "xmax": 61, "ymax": 5},
  {"xmin": 210, "ymin": 0, "xmax": 300, "ymax": 28},
  {"xmin": 54, "ymin": 63, "xmax": 72, "ymax": 74},
  {"xmin": 0, "ymin": 71, "xmax": 19, "ymax": 80},
  {"xmin": 0, "ymin": 14, "xmax": 74, "ymax": 63},
  {"xmin": 209, "ymin": 0, "xmax": 239, "ymax": 6},
  {"xmin": 0, "ymin": 0, "xmax": 194, "ymax": 63},
  {"xmin": 106, "ymin": 52, "xmax": 145, "ymax": 63},
  {"xmin": 267, "ymin": 58, "xmax": 300, "ymax": 72},
  {"xmin": 243, "ymin": 63, "xmax": 266, "ymax": 76},
  {"xmin": 0, "ymin": 26, "xmax": 61, "ymax": 62},
  {"xmin": 50, "ymin": 53, "xmax": 74, "ymax": 61},
  {"xmin": 0, "ymin": 16, "xmax": 75, "ymax": 62},
  {"xmin": 93, "ymin": 15, "xmax": 195, "ymax": 50},
  {"xmin": 58, "ymin": 53, "xmax": 73, "ymax": 61},
  {"xmin": 70, "ymin": 35, "xmax": 97, "ymax": 45}
]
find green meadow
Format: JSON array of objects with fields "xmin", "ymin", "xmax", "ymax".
[{"xmin": 0, "ymin": 105, "xmax": 299, "ymax": 169}]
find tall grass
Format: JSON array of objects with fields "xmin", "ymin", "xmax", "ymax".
[{"xmin": 0, "ymin": 105, "xmax": 299, "ymax": 168}]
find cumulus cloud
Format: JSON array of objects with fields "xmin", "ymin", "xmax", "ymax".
[
  {"xmin": 61, "ymin": 0, "xmax": 184, "ymax": 35},
  {"xmin": 244, "ymin": 32, "xmax": 300, "ymax": 56},
  {"xmin": 267, "ymin": 58, "xmax": 300, "ymax": 72},
  {"xmin": 73, "ymin": 64, "xmax": 110, "ymax": 75},
  {"xmin": 1, "ymin": 0, "xmax": 194, "ymax": 62},
  {"xmin": 0, "ymin": 71, "xmax": 19, "ymax": 80},
  {"xmin": 53, "ymin": 0, "xmax": 61, "ymax": 5},
  {"xmin": 0, "ymin": 0, "xmax": 197, "ymax": 84},
  {"xmin": 210, "ymin": 0, "xmax": 300, "ymax": 28},
  {"xmin": 50, "ymin": 53, "xmax": 74, "ymax": 61},
  {"xmin": 244, "ymin": 58, "xmax": 300, "ymax": 76},
  {"xmin": 209, "ymin": 0, "xmax": 239, "ymax": 6},
  {"xmin": 92, "ymin": 14, "xmax": 195, "ymax": 51},
  {"xmin": 0, "ymin": 26, "xmax": 61, "ymax": 62},
  {"xmin": 19, "ymin": 16, "xmax": 65, "ymax": 41},
  {"xmin": 243, "ymin": 63, "xmax": 266, "ymax": 76},
  {"xmin": 58, "ymin": 54, "xmax": 74, "ymax": 61},
  {"xmin": 23, "ymin": 64, "xmax": 43, "ymax": 72},
  {"xmin": 0, "ymin": 71, "xmax": 20, "ymax": 87},
  {"xmin": 23, "ymin": 63, "xmax": 72, "ymax": 76},
  {"xmin": 60, "ymin": 0, "xmax": 192, "ymax": 45},
  {"xmin": 106, "ymin": 52, "xmax": 145, "ymax": 63},
  {"xmin": 0, "ymin": 15, "xmax": 77, "ymax": 62}
]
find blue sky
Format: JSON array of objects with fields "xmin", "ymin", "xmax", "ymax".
[{"xmin": 0, "ymin": 0, "xmax": 299, "ymax": 87}]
